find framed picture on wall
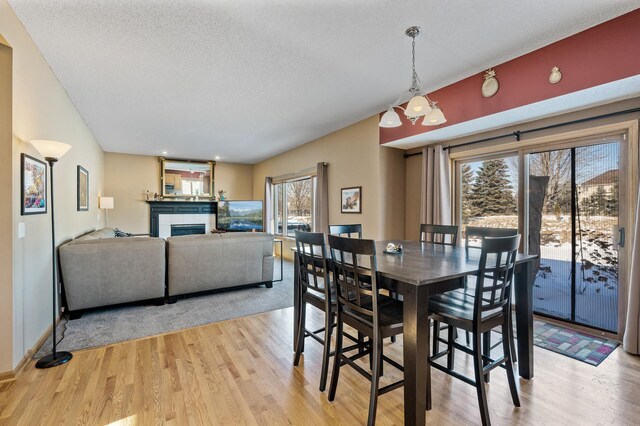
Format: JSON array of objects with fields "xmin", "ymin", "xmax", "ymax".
[
  {"xmin": 77, "ymin": 166, "xmax": 89, "ymax": 211},
  {"xmin": 21, "ymin": 153, "xmax": 47, "ymax": 215},
  {"xmin": 341, "ymin": 186, "xmax": 361, "ymax": 214}
]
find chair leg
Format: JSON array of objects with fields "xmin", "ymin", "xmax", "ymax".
[
  {"xmin": 483, "ymin": 331, "xmax": 491, "ymax": 383},
  {"xmin": 294, "ymin": 302, "xmax": 306, "ymax": 366},
  {"xmin": 446, "ymin": 325, "xmax": 455, "ymax": 370},
  {"xmin": 432, "ymin": 320, "xmax": 440, "ymax": 356},
  {"xmin": 390, "ymin": 335, "xmax": 396, "ymax": 343},
  {"xmin": 509, "ymin": 310, "xmax": 517, "ymax": 363},
  {"xmin": 367, "ymin": 331, "xmax": 383, "ymax": 426},
  {"xmin": 319, "ymin": 310, "xmax": 333, "ymax": 392},
  {"xmin": 328, "ymin": 313, "xmax": 344, "ymax": 402},
  {"xmin": 473, "ymin": 331, "xmax": 491, "ymax": 426},
  {"xmin": 502, "ymin": 321, "xmax": 521, "ymax": 407}
]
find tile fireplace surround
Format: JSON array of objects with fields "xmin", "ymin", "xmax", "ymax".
[{"xmin": 147, "ymin": 200, "xmax": 217, "ymax": 238}]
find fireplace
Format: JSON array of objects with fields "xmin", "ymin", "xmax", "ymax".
[
  {"xmin": 170, "ymin": 223, "xmax": 206, "ymax": 237},
  {"xmin": 147, "ymin": 200, "xmax": 217, "ymax": 238}
]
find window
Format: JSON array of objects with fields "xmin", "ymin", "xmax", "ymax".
[
  {"xmin": 454, "ymin": 132, "xmax": 628, "ymax": 334},
  {"xmin": 459, "ymin": 155, "xmax": 518, "ymax": 246},
  {"xmin": 273, "ymin": 177, "xmax": 315, "ymax": 237}
]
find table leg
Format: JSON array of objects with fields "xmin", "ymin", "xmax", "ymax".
[
  {"xmin": 403, "ymin": 284, "xmax": 430, "ymax": 425},
  {"xmin": 293, "ymin": 252, "xmax": 300, "ymax": 350},
  {"xmin": 514, "ymin": 261, "xmax": 534, "ymax": 379}
]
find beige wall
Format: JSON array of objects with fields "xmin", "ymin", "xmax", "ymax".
[
  {"xmin": 2, "ymin": 0, "xmax": 105, "ymax": 372},
  {"xmin": 215, "ymin": 162, "xmax": 253, "ymax": 201},
  {"xmin": 378, "ymin": 146, "xmax": 406, "ymax": 240},
  {"xmin": 0, "ymin": 35, "xmax": 13, "ymax": 375},
  {"xmin": 104, "ymin": 153, "xmax": 160, "ymax": 233},
  {"xmin": 404, "ymin": 97, "xmax": 640, "ymax": 237},
  {"xmin": 104, "ymin": 152, "xmax": 254, "ymax": 234},
  {"xmin": 253, "ymin": 116, "xmax": 406, "ymax": 259}
]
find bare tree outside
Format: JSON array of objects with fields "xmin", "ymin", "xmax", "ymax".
[{"xmin": 286, "ymin": 179, "xmax": 312, "ymax": 216}]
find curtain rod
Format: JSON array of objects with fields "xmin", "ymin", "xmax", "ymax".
[{"xmin": 402, "ymin": 107, "xmax": 640, "ymax": 158}]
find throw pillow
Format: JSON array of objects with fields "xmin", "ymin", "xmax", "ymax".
[{"xmin": 114, "ymin": 228, "xmax": 134, "ymax": 237}]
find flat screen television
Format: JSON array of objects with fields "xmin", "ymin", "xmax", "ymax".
[{"xmin": 216, "ymin": 200, "xmax": 264, "ymax": 232}]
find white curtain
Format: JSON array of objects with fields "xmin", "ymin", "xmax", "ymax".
[
  {"xmin": 623, "ymin": 184, "xmax": 640, "ymax": 354},
  {"xmin": 313, "ymin": 162, "xmax": 329, "ymax": 233},
  {"xmin": 264, "ymin": 177, "xmax": 274, "ymax": 234},
  {"xmin": 420, "ymin": 145, "xmax": 451, "ymax": 225}
]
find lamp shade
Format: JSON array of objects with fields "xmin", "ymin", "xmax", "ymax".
[
  {"xmin": 379, "ymin": 108, "xmax": 402, "ymax": 128},
  {"xmin": 422, "ymin": 104, "xmax": 447, "ymax": 126},
  {"xmin": 405, "ymin": 95, "xmax": 431, "ymax": 117},
  {"xmin": 30, "ymin": 140, "xmax": 72, "ymax": 159},
  {"xmin": 99, "ymin": 197, "xmax": 114, "ymax": 209}
]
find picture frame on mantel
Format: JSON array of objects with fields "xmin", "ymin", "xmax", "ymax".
[
  {"xmin": 77, "ymin": 165, "xmax": 89, "ymax": 211},
  {"xmin": 21, "ymin": 153, "xmax": 47, "ymax": 216},
  {"xmin": 341, "ymin": 186, "xmax": 361, "ymax": 214}
]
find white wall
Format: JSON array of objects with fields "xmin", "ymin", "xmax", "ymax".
[{"xmin": 1, "ymin": 0, "xmax": 105, "ymax": 372}]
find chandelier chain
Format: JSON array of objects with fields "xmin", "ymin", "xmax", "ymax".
[{"xmin": 410, "ymin": 35, "xmax": 420, "ymax": 94}]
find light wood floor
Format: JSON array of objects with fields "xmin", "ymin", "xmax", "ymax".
[{"xmin": 1, "ymin": 306, "xmax": 639, "ymax": 425}]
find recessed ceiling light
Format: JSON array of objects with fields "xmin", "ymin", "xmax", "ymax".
[
  {"xmin": 161, "ymin": 151, "xmax": 168, "ymax": 155},
  {"xmin": 214, "ymin": 155, "xmax": 221, "ymax": 160}
]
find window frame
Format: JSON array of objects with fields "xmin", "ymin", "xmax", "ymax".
[{"xmin": 272, "ymin": 175, "xmax": 316, "ymax": 238}]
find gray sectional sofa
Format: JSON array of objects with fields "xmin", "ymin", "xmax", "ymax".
[
  {"xmin": 59, "ymin": 229, "xmax": 275, "ymax": 316},
  {"xmin": 59, "ymin": 228, "xmax": 166, "ymax": 314},
  {"xmin": 166, "ymin": 232, "xmax": 275, "ymax": 298}
]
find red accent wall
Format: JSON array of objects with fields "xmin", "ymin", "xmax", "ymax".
[{"xmin": 380, "ymin": 9, "xmax": 640, "ymax": 145}]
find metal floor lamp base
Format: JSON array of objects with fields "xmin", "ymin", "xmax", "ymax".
[{"xmin": 35, "ymin": 351, "xmax": 73, "ymax": 369}]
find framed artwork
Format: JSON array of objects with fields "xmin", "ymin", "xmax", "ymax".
[
  {"xmin": 341, "ymin": 186, "xmax": 362, "ymax": 214},
  {"xmin": 77, "ymin": 166, "xmax": 89, "ymax": 211},
  {"xmin": 21, "ymin": 153, "xmax": 47, "ymax": 215}
]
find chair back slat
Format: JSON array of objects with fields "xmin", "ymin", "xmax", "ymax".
[
  {"xmin": 474, "ymin": 235, "xmax": 520, "ymax": 321},
  {"xmin": 294, "ymin": 231, "xmax": 331, "ymax": 301},
  {"xmin": 419, "ymin": 224, "xmax": 459, "ymax": 246},
  {"xmin": 328, "ymin": 224, "xmax": 363, "ymax": 239},
  {"xmin": 464, "ymin": 226, "xmax": 517, "ymax": 251},
  {"xmin": 328, "ymin": 235, "xmax": 378, "ymax": 328}
]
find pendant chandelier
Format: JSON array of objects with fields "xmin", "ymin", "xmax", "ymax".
[{"xmin": 379, "ymin": 26, "xmax": 446, "ymax": 128}]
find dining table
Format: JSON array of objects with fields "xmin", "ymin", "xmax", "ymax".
[{"xmin": 292, "ymin": 239, "xmax": 538, "ymax": 426}]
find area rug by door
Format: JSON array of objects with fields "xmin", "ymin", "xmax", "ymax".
[
  {"xmin": 34, "ymin": 260, "xmax": 295, "ymax": 358},
  {"xmin": 532, "ymin": 319, "xmax": 618, "ymax": 366}
]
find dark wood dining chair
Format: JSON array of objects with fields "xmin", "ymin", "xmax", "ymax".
[
  {"xmin": 327, "ymin": 235, "xmax": 404, "ymax": 426},
  {"xmin": 429, "ymin": 235, "xmax": 521, "ymax": 426},
  {"xmin": 461, "ymin": 226, "xmax": 519, "ymax": 362},
  {"xmin": 464, "ymin": 226, "xmax": 518, "ymax": 251},
  {"xmin": 329, "ymin": 223, "xmax": 398, "ymax": 344},
  {"xmin": 419, "ymin": 224, "xmax": 462, "ymax": 357},
  {"xmin": 419, "ymin": 224, "xmax": 459, "ymax": 246},
  {"xmin": 293, "ymin": 230, "xmax": 360, "ymax": 392},
  {"xmin": 328, "ymin": 224, "xmax": 363, "ymax": 239}
]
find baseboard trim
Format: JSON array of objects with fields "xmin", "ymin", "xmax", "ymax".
[
  {"xmin": 0, "ymin": 370, "xmax": 15, "ymax": 382},
  {"xmin": 0, "ymin": 317, "xmax": 59, "ymax": 383}
]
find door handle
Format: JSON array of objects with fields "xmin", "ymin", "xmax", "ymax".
[{"xmin": 619, "ymin": 227, "xmax": 625, "ymax": 248}]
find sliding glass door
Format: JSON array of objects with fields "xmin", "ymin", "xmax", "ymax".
[
  {"xmin": 455, "ymin": 131, "xmax": 630, "ymax": 334},
  {"xmin": 529, "ymin": 140, "xmax": 621, "ymax": 332}
]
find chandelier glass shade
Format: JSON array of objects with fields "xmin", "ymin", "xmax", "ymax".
[
  {"xmin": 379, "ymin": 108, "xmax": 402, "ymax": 128},
  {"xmin": 422, "ymin": 103, "xmax": 447, "ymax": 126},
  {"xmin": 380, "ymin": 26, "xmax": 446, "ymax": 128}
]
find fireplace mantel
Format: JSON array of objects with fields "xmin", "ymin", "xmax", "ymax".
[{"xmin": 147, "ymin": 200, "xmax": 217, "ymax": 237}]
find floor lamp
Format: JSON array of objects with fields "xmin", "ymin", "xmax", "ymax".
[{"xmin": 30, "ymin": 140, "xmax": 74, "ymax": 369}]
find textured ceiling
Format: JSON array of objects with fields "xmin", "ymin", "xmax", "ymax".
[{"xmin": 7, "ymin": 0, "xmax": 640, "ymax": 163}]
